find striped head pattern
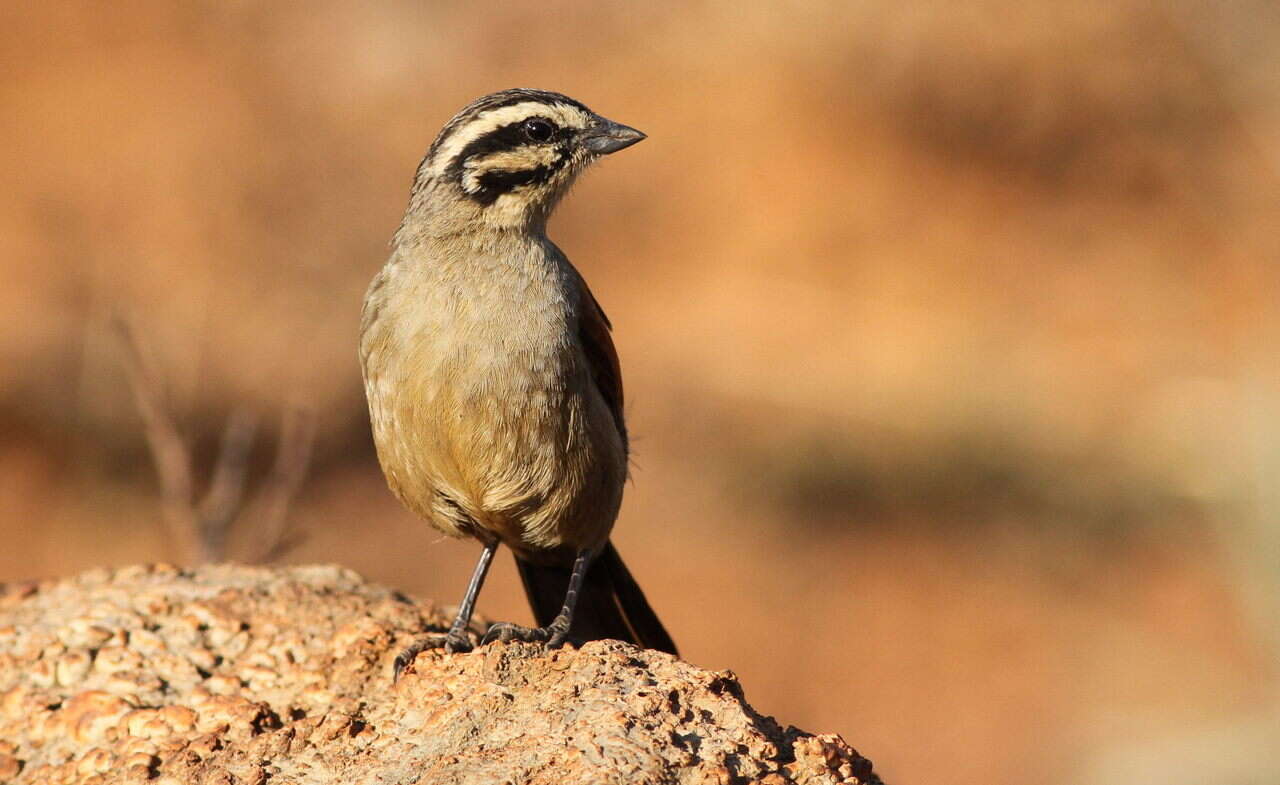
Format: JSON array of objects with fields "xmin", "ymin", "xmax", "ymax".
[{"xmin": 408, "ymin": 89, "xmax": 645, "ymax": 228}]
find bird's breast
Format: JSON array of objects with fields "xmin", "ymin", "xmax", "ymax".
[{"xmin": 360, "ymin": 243, "xmax": 624, "ymax": 551}]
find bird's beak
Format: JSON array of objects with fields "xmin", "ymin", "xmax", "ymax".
[{"xmin": 583, "ymin": 118, "xmax": 646, "ymax": 154}]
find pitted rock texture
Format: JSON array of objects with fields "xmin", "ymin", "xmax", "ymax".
[{"xmin": 0, "ymin": 565, "xmax": 878, "ymax": 784}]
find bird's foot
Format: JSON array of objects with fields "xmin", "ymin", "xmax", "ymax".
[
  {"xmin": 392, "ymin": 630, "xmax": 474, "ymax": 682},
  {"xmin": 480, "ymin": 619, "xmax": 571, "ymax": 648}
]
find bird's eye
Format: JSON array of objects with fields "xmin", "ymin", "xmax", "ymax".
[{"xmin": 523, "ymin": 118, "xmax": 555, "ymax": 142}]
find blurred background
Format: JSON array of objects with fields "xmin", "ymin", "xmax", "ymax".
[{"xmin": 2, "ymin": 1, "xmax": 1279, "ymax": 782}]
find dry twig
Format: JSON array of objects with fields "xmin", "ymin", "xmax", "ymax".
[
  {"xmin": 113, "ymin": 318, "xmax": 207, "ymax": 563},
  {"xmin": 112, "ymin": 317, "xmax": 314, "ymax": 564},
  {"xmin": 246, "ymin": 406, "xmax": 317, "ymax": 562}
]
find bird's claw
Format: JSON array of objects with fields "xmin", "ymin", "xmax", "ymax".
[
  {"xmin": 480, "ymin": 620, "xmax": 571, "ymax": 648},
  {"xmin": 480, "ymin": 622, "xmax": 548, "ymax": 646},
  {"xmin": 392, "ymin": 631, "xmax": 474, "ymax": 682}
]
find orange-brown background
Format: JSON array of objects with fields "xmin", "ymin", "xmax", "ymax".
[{"xmin": 2, "ymin": 2, "xmax": 1278, "ymax": 783}]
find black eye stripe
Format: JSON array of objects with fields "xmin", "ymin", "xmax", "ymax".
[
  {"xmin": 448, "ymin": 120, "xmax": 526, "ymax": 172},
  {"xmin": 445, "ymin": 119, "xmax": 568, "ymax": 180},
  {"xmin": 445, "ymin": 118, "xmax": 575, "ymax": 205}
]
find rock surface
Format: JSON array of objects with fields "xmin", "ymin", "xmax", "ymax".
[{"xmin": 0, "ymin": 564, "xmax": 879, "ymax": 784}]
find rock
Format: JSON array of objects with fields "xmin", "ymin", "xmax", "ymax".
[{"xmin": 0, "ymin": 564, "xmax": 879, "ymax": 784}]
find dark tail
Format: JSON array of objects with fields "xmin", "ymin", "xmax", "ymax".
[{"xmin": 516, "ymin": 541, "xmax": 678, "ymax": 656}]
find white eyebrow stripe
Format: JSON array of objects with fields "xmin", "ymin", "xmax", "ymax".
[{"xmin": 428, "ymin": 102, "xmax": 589, "ymax": 178}]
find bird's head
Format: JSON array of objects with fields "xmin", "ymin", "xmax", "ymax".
[{"xmin": 405, "ymin": 89, "xmax": 645, "ymax": 233}]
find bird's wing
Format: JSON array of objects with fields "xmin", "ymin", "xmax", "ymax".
[{"xmin": 575, "ymin": 273, "xmax": 627, "ymax": 451}]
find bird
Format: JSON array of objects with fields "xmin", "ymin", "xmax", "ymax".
[{"xmin": 359, "ymin": 89, "xmax": 678, "ymax": 678}]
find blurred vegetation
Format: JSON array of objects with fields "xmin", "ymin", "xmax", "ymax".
[
  {"xmin": 2, "ymin": 2, "xmax": 1278, "ymax": 784},
  {"xmin": 736, "ymin": 428, "xmax": 1200, "ymax": 539}
]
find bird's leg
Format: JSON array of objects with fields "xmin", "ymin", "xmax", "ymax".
[
  {"xmin": 482, "ymin": 547, "xmax": 594, "ymax": 648},
  {"xmin": 393, "ymin": 540, "xmax": 497, "ymax": 681},
  {"xmin": 446, "ymin": 539, "xmax": 499, "ymax": 646}
]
